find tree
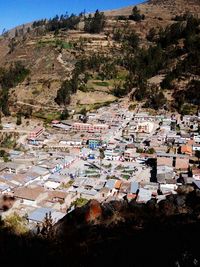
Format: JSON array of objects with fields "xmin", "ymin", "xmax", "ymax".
[
  {"xmin": 80, "ymin": 107, "xmax": 87, "ymax": 117},
  {"xmin": 16, "ymin": 113, "xmax": 22, "ymax": 125},
  {"xmin": 60, "ymin": 109, "xmax": 69, "ymax": 120},
  {"xmin": 129, "ymin": 6, "xmax": 145, "ymax": 22},
  {"xmin": 124, "ymin": 30, "xmax": 140, "ymax": 52},
  {"xmin": 41, "ymin": 212, "xmax": 53, "ymax": 237},
  {"xmin": 55, "ymin": 80, "xmax": 72, "ymax": 106},
  {"xmin": 84, "ymin": 10, "xmax": 106, "ymax": 34}
]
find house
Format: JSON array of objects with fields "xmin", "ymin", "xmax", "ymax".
[
  {"xmin": 157, "ymin": 152, "xmax": 189, "ymax": 170},
  {"xmin": 194, "ymin": 135, "xmax": 200, "ymax": 144},
  {"xmin": 137, "ymin": 188, "xmax": 152, "ymax": 203},
  {"xmin": 181, "ymin": 145, "xmax": 192, "ymax": 156},
  {"xmin": 44, "ymin": 181, "xmax": 60, "ymax": 190},
  {"xmin": 124, "ymin": 149, "xmax": 139, "ymax": 161},
  {"xmin": 29, "ymin": 166, "xmax": 50, "ymax": 179},
  {"xmin": 157, "ymin": 166, "xmax": 174, "ymax": 183},
  {"xmin": 160, "ymin": 184, "xmax": 177, "ymax": 195},
  {"xmin": 28, "ymin": 207, "xmax": 65, "ymax": 224},
  {"xmin": 61, "ymin": 139, "xmax": 82, "ymax": 147},
  {"xmin": 192, "ymin": 168, "xmax": 200, "ymax": 180},
  {"xmin": 14, "ymin": 185, "xmax": 46, "ymax": 206},
  {"xmin": 47, "ymin": 191, "xmax": 67, "ymax": 204},
  {"xmin": 136, "ymin": 122, "xmax": 154, "ymax": 134},
  {"xmin": 0, "ymin": 182, "xmax": 11, "ymax": 194},
  {"xmin": 130, "ymin": 181, "xmax": 139, "ymax": 194},
  {"xmin": 193, "ymin": 144, "xmax": 200, "ymax": 152},
  {"xmin": 28, "ymin": 127, "xmax": 44, "ymax": 139},
  {"xmin": 88, "ymin": 138, "xmax": 101, "ymax": 149},
  {"xmin": 104, "ymin": 147, "xmax": 115, "ymax": 160},
  {"xmin": 1, "ymin": 162, "xmax": 26, "ymax": 174}
]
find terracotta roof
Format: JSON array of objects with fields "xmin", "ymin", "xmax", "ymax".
[
  {"xmin": 14, "ymin": 186, "xmax": 45, "ymax": 201},
  {"xmin": 181, "ymin": 145, "xmax": 192, "ymax": 155},
  {"xmin": 115, "ymin": 180, "xmax": 122, "ymax": 189},
  {"xmin": 48, "ymin": 190, "xmax": 67, "ymax": 200}
]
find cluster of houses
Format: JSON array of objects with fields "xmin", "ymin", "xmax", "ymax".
[{"xmin": 1, "ymin": 103, "xmax": 200, "ymax": 227}]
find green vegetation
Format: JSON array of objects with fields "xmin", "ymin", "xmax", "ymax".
[
  {"xmin": 33, "ymin": 111, "xmax": 61, "ymax": 123},
  {"xmin": 4, "ymin": 213, "xmax": 28, "ymax": 235},
  {"xmin": 0, "ymin": 135, "xmax": 17, "ymax": 149},
  {"xmin": 93, "ymin": 81, "xmax": 110, "ymax": 87},
  {"xmin": 122, "ymin": 174, "xmax": 130, "ymax": 180},
  {"xmin": 128, "ymin": 104, "xmax": 136, "ymax": 111},
  {"xmin": 129, "ymin": 6, "xmax": 145, "ymax": 22},
  {"xmin": 0, "ymin": 149, "xmax": 9, "ymax": 162},
  {"xmin": 123, "ymin": 169, "xmax": 134, "ymax": 174},
  {"xmin": 102, "ymin": 163, "xmax": 112, "ymax": 168},
  {"xmin": 6, "ymin": 12, "xmax": 200, "ymax": 115},
  {"xmin": 84, "ymin": 10, "xmax": 106, "ymax": 34},
  {"xmin": 60, "ymin": 109, "xmax": 69, "ymax": 120},
  {"xmin": 85, "ymin": 169, "xmax": 99, "ymax": 174},
  {"xmin": 61, "ymin": 180, "xmax": 74, "ymax": 188},
  {"xmin": 33, "ymin": 13, "xmax": 81, "ymax": 32},
  {"xmin": 37, "ymin": 39, "xmax": 73, "ymax": 49},
  {"xmin": 71, "ymin": 198, "xmax": 88, "ymax": 208},
  {"xmin": 16, "ymin": 113, "xmax": 22, "ymax": 125},
  {"xmin": 0, "ymin": 62, "xmax": 30, "ymax": 116}
]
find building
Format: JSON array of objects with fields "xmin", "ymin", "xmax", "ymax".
[
  {"xmin": 157, "ymin": 152, "xmax": 189, "ymax": 170},
  {"xmin": 0, "ymin": 162, "xmax": 26, "ymax": 174},
  {"xmin": 192, "ymin": 169, "xmax": 200, "ymax": 180},
  {"xmin": 14, "ymin": 185, "xmax": 46, "ymax": 207},
  {"xmin": 181, "ymin": 145, "xmax": 192, "ymax": 156},
  {"xmin": 157, "ymin": 165, "xmax": 174, "ymax": 183},
  {"xmin": 72, "ymin": 123, "xmax": 109, "ymax": 133},
  {"xmin": 28, "ymin": 127, "xmax": 44, "ymax": 139},
  {"xmin": 193, "ymin": 144, "xmax": 200, "ymax": 152},
  {"xmin": 136, "ymin": 122, "xmax": 154, "ymax": 134},
  {"xmin": 88, "ymin": 138, "xmax": 101, "ymax": 149},
  {"xmin": 28, "ymin": 207, "xmax": 65, "ymax": 224},
  {"xmin": 124, "ymin": 149, "xmax": 140, "ymax": 161}
]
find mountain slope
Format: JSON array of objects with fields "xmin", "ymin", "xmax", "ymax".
[{"xmin": 0, "ymin": 0, "xmax": 200, "ymax": 117}]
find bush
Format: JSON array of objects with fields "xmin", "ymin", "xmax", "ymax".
[
  {"xmin": 84, "ymin": 10, "xmax": 106, "ymax": 34},
  {"xmin": 129, "ymin": 6, "xmax": 145, "ymax": 22}
]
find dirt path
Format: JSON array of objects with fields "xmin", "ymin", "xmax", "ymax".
[{"xmin": 17, "ymin": 101, "xmax": 63, "ymax": 111}]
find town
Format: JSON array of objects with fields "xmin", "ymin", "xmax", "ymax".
[{"xmin": 0, "ymin": 100, "xmax": 200, "ymax": 228}]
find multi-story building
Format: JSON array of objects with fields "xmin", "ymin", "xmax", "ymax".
[
  {"xmin": 28, "ymin": 127, "xmax": 44, "ymax": 139},
  {"xmin": 72, "ymin": 123, "xmax": 109, "ymax": 133}
]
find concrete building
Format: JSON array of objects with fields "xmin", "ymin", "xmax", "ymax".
[
  {"xmin": 157, "ymin": 165, "xmax": 174, "ymax": 183},
  {"xmin": 72, "ymin": 123, "xmax": 109, "ymax": 133},
  {"xmin": 28, "ymin": 127, "xmax": 44, "ymax": 139}
]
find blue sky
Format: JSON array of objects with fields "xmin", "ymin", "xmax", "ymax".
[{"xmin": 0, "ymin": 0, "xmax": 143, "ymax": 33}]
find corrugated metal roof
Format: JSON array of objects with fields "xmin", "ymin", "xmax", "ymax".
[
  {"xmin": 30, "ymin": 166, "xmax": 49, "ymax": 175},
  {"xmin": 29, "ymin": 207, "xmax": 53, "ymax": 222},
  {"xmin": 130, "ymin": 182, "xmax": 139, "ymax": 194},
  {"xmin": 105, "ymin": 179, "xmax": 116, "ymax": 189}
]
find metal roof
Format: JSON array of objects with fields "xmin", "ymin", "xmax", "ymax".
[
  {"xmin": 130, "ymin": 182, "xmax": 139, "ymax": 194},
  {"xmin": 29, "ymin": 207, "xmax": 53, "ymax": 222},
  {"xmin": 157, "ymin": 152, "xmax": 189, "ymax": 158},
  {"xmin": 105, "ymin": 179, "xmax": 116, "ymax": 189}
]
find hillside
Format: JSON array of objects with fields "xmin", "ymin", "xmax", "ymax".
[
  {"xmin": 1, "ymin": 186, "xmax": 200, "ymax": 266},
  {"xmin": 0, "ymin": 0, "xmax": 200, "ymax": 119}
]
